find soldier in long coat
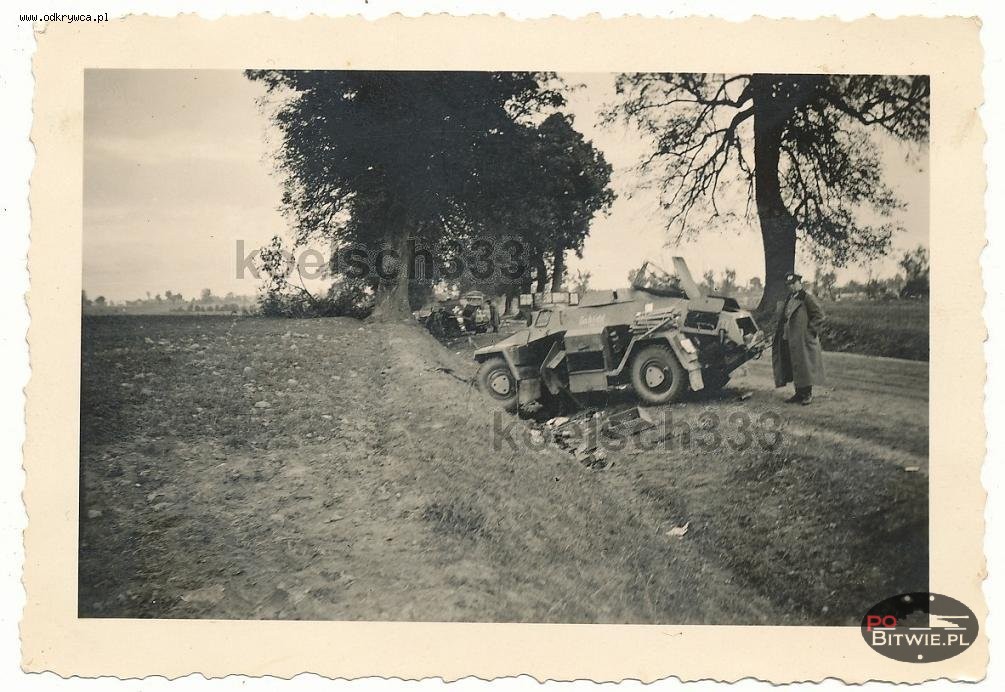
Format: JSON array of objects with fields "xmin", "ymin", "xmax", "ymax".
[{"xmin": 772, "ymin": 272, "xmax": 826, "ymax": 404}]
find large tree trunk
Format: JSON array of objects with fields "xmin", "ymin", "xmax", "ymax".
[
  {"xmin": 534, "ymin": 253, "xmax": 549, "ymax": 293},
  {"xmin": 519, "ymin": 275, "xmax": 533, "ymax": 294},
  {"xmin": 751, "ymin": 75, "xmax": 798, "ymax": 318},
  {"xmin": 370, "ymin": 231, "xmax": 413, "ymax": 322},
  {"xmin": 550, "ymin": 243, "xmax": 566, "ymax": 292},
  {"xmin": 504, "ymin": 285, "xmax": 520, "ymax": 316}
]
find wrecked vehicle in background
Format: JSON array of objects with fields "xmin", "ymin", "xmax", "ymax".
[
  {"xmin": 416, "ymin": 299, "xmax": 464, "ymax": 339},
  {"xmin": 473, "ymin": 257, "xmax": 766, "ymax": 412},
  {"xmin": 459, "ymin": 291, "xmax": 492, "ymax": 333},
  {"xmin": 418, "ymin": 291, "xmax": 492, "ymax": 338}
]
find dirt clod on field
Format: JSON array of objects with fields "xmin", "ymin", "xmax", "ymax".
[{"xmin": 80, "ymin": 315, "xmax": 928, "ymax": 624}]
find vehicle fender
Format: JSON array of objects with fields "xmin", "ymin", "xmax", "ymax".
[
  {"xmin": 491, "ymin": 347, "xmax": 546, "ymax": 378},
  {"xmin": 540, "ymin": 341, "xmax": 567, "ymax": 395},
  {"xmin": 666, "ymin": 335, "xmax": 706, "ymax": 391},
  {"xmin": 496, "ymin": 348, "xmax": 520, "ymax": 376},
  {"xmin": 487, "ymin": 349, "xmax": 542, "ymax": 404}
]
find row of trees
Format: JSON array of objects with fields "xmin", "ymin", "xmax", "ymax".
[
  {"xmin": 252, "ymin": 71, "xmax": 929, "ymax": 319},
  {"xmin": 248, "ymin": 71, "xmax": 614, "ymax": 319},
  {"xmin": 810, "ymin": 246, "xmax": 930, "ymax": 300},
  {"xmin": 697, "ymin": 245, "xmax": 930, "ymax": 308},
  {"xmin": 82, "ymin": 289, "xmax": 257, "ymax": 313}
]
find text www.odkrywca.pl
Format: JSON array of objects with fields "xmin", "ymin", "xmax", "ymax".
[{"xmin": 20, "ymin": 11, "xmax": 110, "ymax": 22}]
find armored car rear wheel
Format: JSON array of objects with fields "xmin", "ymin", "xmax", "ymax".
[
  {"xmin": 476, "ymin": 357, "xmax": 519, "ymax": 412},
  {"xmin": 630, "ymin": 344, "xmax": 687, "ymax": 405}
]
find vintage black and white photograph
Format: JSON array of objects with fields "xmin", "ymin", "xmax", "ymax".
[{"xmin": 78, "ymin": 67, "xmax": 932, "ymax": 625}]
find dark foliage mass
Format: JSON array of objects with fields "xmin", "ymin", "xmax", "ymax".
[
  {"xmin": 256, "ymin": 279, "xmax": 373, "ymax": 320},
  {"xmin": 247, "ymin": 70, "xmax": 613, "ymax": 318},
  {"xmin": 607, "ymin": 73, "xmax": 930, "ymax": 313},
  {"xmin": 465, "ymin": 111, "xmax": 615, "ymax": 297}
]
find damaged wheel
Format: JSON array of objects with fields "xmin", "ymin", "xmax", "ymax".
[
  {"xmin": 476, "ymin": 357, "xmax": 518, "ymax": 412},
  {"xmin": 630, "ymin": 344, "xmax": 686, "ymax": 405}
]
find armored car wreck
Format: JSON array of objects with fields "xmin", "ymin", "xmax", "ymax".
[{"xmin": 474, "ymin": 257, "xmax": 766, "ymax": 411}]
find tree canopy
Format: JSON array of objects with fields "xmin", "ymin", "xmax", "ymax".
[
  {"xmin": 247, "ymin": 70, "xmax": 612, "ymax": 318},
  {"xmin": 468, "ymin": 111, "xmax": 614, "ymax": 298},
  {"xmin": 607, "ymin": 73, "xmax": 929, "ymax": 313}
]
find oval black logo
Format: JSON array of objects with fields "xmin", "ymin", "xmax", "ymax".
[{"xmin": 862, "ymin": 592, "xmax": 978, "ymax": 663}]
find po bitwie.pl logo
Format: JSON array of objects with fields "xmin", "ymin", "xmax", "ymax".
[{"xmin": 861, "ymin": 592, "xmax": 978, "ymax": 663}]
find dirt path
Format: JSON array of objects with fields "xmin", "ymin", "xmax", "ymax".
[
  {"xmin": 79, "ymin": 316, "xmax": 926, "ymax": 624},
  {"xmin": 597, "ymin": 352, "xmax": 928, "ymax": 624}
]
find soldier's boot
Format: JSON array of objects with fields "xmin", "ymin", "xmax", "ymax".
[
  {"xmin": 799, "ymin": 387, "xmax": 813, "ymax": 405},
  {"xmin": 786, "ymin": 387, "xmax": 811, "ymax": 404}
]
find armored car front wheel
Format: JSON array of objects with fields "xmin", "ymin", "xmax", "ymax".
[
  {"xmin": 630, "ymin": 344, "xmax": 687, "ymax": 405},
  {"xmin": 476, "ymin": 357, "xmax": 519, "ymax": 412}
]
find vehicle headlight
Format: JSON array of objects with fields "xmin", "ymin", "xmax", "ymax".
[{"xmin": 679, "ymin": 337, "xmax": 697, "ymax": 354}]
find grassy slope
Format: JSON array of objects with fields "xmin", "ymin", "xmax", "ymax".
[{"xmin": 79, "ymin": 315, "xmax": 776, "ymax": 623}]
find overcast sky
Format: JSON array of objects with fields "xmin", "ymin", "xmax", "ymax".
[{"xmin": 83, "ymin": 70, "xmax": 928, "ymax": 302}]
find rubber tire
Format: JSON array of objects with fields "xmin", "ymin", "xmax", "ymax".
[
  {"xmin": 630, "ymin": 344, "xmax": 688, "ymax": 405},
  {"xmin": 476, "ymin": 357, "xmax": 519, "ymax": 412}
]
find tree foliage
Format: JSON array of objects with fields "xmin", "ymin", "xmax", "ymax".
[
  {"xmin": 898, "ymin": 244, "xmax": 930, "ymax": 298},
  {"xmin": 813, "ymin": 266, "xmax": 838, "ymax": 300},
  {"xmin": 469, "ymin": 112, "xmax": 615, "ymax": 296},
  {"xmin": 570, "ymin": 269, "xmax": 593, "ymax": 295},
  {"xmin": 247, "ymin": 70, "xmax": 611, "ymax": 319},
  {"xmin": 701, "ymin": 269, "xmax": 716, "ymax": 294},
  {"xmin": 606, "ymin": 73, "xmax": 929, "ymax": 313}
]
